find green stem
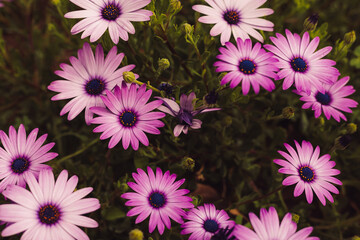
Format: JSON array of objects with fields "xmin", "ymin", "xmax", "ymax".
[{"xmin": 56, "ymin": 138, "xmax": 100, "ymax": 165}]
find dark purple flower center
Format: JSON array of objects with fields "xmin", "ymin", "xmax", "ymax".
[
  {"xmin": 239, "ymin": 60, "xmax": 256, "ymax": 74},
  {"xmin": 298, "ymin": 166, "xmax": 315, "ymax": 182},
  {"xmin": 205, "ymin": 90, "xmax": 219, "ymax": 105},
  {"xmin": 119, "ymin": 110, "xmax": 137, "ymax": 127},
  {"xmin": 38, "ymin": 204, "xmax": 61, "ymax": 225},
  {"xmin": 223, "ymin": 10, "xmax": 240, "ymax": 25},
  {"xmin": 204, "ymin": 219, "xmax": 219, "ymax": 233},
  {"xmin": 11, "ymin": 157, "xmax": 30, "ymax": 174},
  {"xmin": 85, "ymin": 79, "xmax": 105, "ymax": 96},
  {"xmin": 102, "ymin": 4, "xmax": 121, "ymax": 21},
  {"xmin": 211, "ymin": 226, "xmax": 236, "ymax": 240},
  {"xmin": 290, "ymin": 57, "xmax": 307, "ymax": 72},
  {"xmin": 315, "ymin": 91, "xmax": 332, "ymax": 105},
  {"xmin": 179, "ymin": 110, "xmax": 193, "ymax": 126},
  {"xmin": 149, "ymin": 192, "xmax": 166, "ymax": 208}
]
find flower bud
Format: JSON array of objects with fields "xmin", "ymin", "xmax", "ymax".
[
  {"xmin": 344, "ymin": 31, "xmax": 356, "ymax": 45},
  {"xmin": 169, "ymin": 0, "xmax": 181, "ymax": 12},
  {"xmin": 158, "ymin": 58, "xmax": 170, "ymax": 71},
  {"xmin": 158, "ymin": 82, "xmax": 173, "ymax": 97},
  {"xmin": 282, "ymin": 107, "xmax": 295, "ymax": 119},
  {"xmin": 346, "ymin": 123, "xmax": 357, "ymax": 134},
  {"xmin": 204, "ymin": 90, "xmax": 219, "ymax": 105},
  {"xmin": 129, "ymin": 229, "xmax": 144, "ymax": 240},
  {"xmin": 183, "ymin": 23, "xmax": 193, "ymax": 35},
  {"xmin": 123, "ymin": 71, "xmax": 136, "ymax": 83},
  {"xmin": 335, "ymin": 134, "xmax": 352, "ymax": 150},
  {"xmin": 292, "ymin": 213, "xmax": 300, "ymax": 223},
  {"xmin": 303, "ymin": 13, "xmax": 319, "ymax": 32},
  {"xmin": 181, "ymin": 157, "xmax": 195, "ymax": 172}
]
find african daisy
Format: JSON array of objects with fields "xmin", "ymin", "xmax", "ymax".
[
  {"xmin": 65, "ymin": 0, "xmax": 153, "ymax": 44},
  {"xmin": 274, "ymin": 140, "xmax": 342, "ymax": 206},
  {"xmin": 181, "ymin": 203, "xmax": 235, "ymax": 240},
  {"xmin": 233, "ymin": 207, "xmax": 319, "ymax": 240},
  {"xmin": 264, "ymin": 30, "xmax": 340, "ymax": 94},
  {"xmin": 121, "ymin": 167, "xmax": 194, "ymax": 235},
  {"xmin": 48, "ymin": 42, "xmax": 137, "ymax": 125},
  {"xmin": 0, "ymin": 169, "xmax": 100, "ymax": 239},
  {"xmin": 0, "ymin": 124, "xmax": 57, "ymax": 192},
  {"xmin": 157, "ymin": 92, "xmax": 220, "ymax": 137},
  {"xmin": 295, "ymin": 76, "xmax": 358, "ymax": 122},
  {"xmin": 90, "ymin": 82, "xmax": 165, "ymax": 150},
  {"xmin": 214, "ymin": 38, "xmax": 278, "ymax": 94},
  {"xmin": 192, "ymin": 0, "xmax": 274, "ymax": 45}
]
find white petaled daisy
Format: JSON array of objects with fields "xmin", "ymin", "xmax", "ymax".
[
  {"xmin": 65, "ymin": 0, "xmax": 153, "ymax": 44},
  {"xmin": 192, "ymin": 0, "xmax": 274, "ymax": 45}
]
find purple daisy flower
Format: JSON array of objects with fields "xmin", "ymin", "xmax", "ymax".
[
  {"xmin": 192, "ymin": 0, "xmax": 274, "ymax": 45},
  {"xmin": 233, "ymin": 207, "xmax": 319, "ymax": 240},
  {"xmin": 157, "ymin": 92, "xmax": 220, "ymax": 137},
  {"xmin": 214, "ymin": 38, "xmax": 279, "ymax": 94},
  {"xmin": 181, "ymin": 203, "xmax": 235, "ymax": 240},
  {"xmin": 0, "ymin": 124, "xmax": 57, "ymax": 192},
  {"xmin": 295, "ymin": 76, "xmax": 358, "ymax": 122},
  {"xmin": 264, "ymin": 30, "xmax": 340, "ymax": 94},
  {"xmin": 0, "ymin": 169, "xmax": 100, "ymax": 239},
  {"xmin": 274, "ymin": 140, "xmax": 342, "ymax": 206},
  {"xmin": 48, "ymin": 42, "xmax": 137, "ymax": 125},
  {"xmin": 65, "ymin": 0, "xmax": 153, "ymax": 44},
  {"xmin": 121, "ymin": 167, "xmax": 194, "ymax": 235},
  {"xmin": 90, "ymin": 82, "xmax": 165, "ymax": 150}
]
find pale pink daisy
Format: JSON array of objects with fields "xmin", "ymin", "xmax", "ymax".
[
  {"xmin": 264, "ymin": 30, "xmax": 340, "ymax": 94},
  {"xmin": 233, "ymin": 207, "xmax": 319, "ymax": 240},
  {"xmin": 48, "ymin": 42, "xmax": 137, "ymax": 125},
  {"xmin": 214, "ymin": 38, "xmax": 279, "ymax": 94},
  {"xmin": 65, "ymin": 0, "xmax": 153, "ymax": 44},
  {"xmin": 90, "ymin": 82, "xmax": 165, "ymax": 150},
  {"xmin": 274, "ymin": 140, "xmax": 342, "ymax": 206},
  {"xmin": 192, "ymin": 0, "xmax": 274, "ymax": 45},
  {"xmin": 181, "ymin": 203, "xmax": 235, "ymax": 240},
  {"xmin": 121, "ymin": 167, "xmax": 194, "ymax": 235},
  {"xmin": 0, "ymin": 169, "xmax": 100, "ymax": 239},
  {"xmin": 0, "ymin": 124, "xmax": 57, "ymax": 192},
  {"xmin": 295, "ymin": 76, "xmax": 358, "ymax": 122}
]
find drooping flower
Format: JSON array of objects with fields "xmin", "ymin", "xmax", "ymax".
[
  {"xmin": 274, "ymin": 140, "xmax": 342, "ymax": 205},
  {"xmin": 295, "ymin": 76, "xmax": 358, "ymax": 122},
  {"xmin": 0, "ymin": 169, "xmax": 100, "ymax": 239},
  {"xmin": 157, "ymin": 92, "xmax": 220, "ymax": 137},
  {"xmin": 0, "ymin": 124, "xmax": 57, "ymax": 192},
  {"xmin": 181, "ymin": 203, "xmax": 235, "ymax": 240},
  {"xmin": 90, "ymin": 82, "xmax": 165, "ymax": 150},
  {"xmin": 48, "ymin": 42, "xmax": 137, "ymax": 125},
  {"xmin": 264, "ymin": 30, "xmax": 340, "ymax": 94},
  {"xmin": 214, "ymin": 38, "xmax": 278, "ymax": 94},
  {"xmin": 192, "ymin": 0, "xmax": 274, "ymax": 45},
  {"xmin": 65, "ymin": 0, "xmax": 153, "ymax": 44},
  {"xmin": 121, "ymin": 167, "xmax": 194, "ymax": 235},
  {"xmin": 233, "ymin": 207, "xmax": 319, "ymax": 240}
]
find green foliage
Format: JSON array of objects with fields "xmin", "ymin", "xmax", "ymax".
[{"xmin": 0, "ymin": 0, "xmax": 360, "ymax": 239}]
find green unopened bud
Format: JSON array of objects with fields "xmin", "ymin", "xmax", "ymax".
[
  {"xmin": 52, "ymin": 0, "xmax": 61, "ymax": 5},
  {"xmin": 344, "ymin": 31, "xmax": 356, "ymax": 45},
  {"xmin": 352, "ymin": 236, "xmax": 360, "ymax": 240},
  {"xmin": 282, "ymin": 107, "xmax": 295, "ymax": 119},
  {"xmin": 218, "ymin": 72, "xmax": 227, "ymax": 81},
  {"xmin": 346, "ymin": 123, "xmax": 357, "ymax": 134},
  {"xmin": 335, "ymin": 134, "xmax": 352, "ymax": 150},
  {"xmin": 158, "ymin": 58, "xmax": 170, "ymax": 71},
  {"xmin": 292, "ymin": 214, "xmax": 300, "ymax": 223},
  {"xmin": 303, "ymin": 13, "xmax": 319, "ymax": 32},
  {"xmin": 169, "ymin": 0, "xmax": 181, "ymax": 12},
  {"xmin": 224, "ymin": 116, "xmax": 232, "ymax": 127},
  {"xmin": 183, "ymin": 23, "xmax": 193, "ymax": 35},
  {"xmin": 148, "ymin": 238, "xmax": 154, "ymax": 240},
  {"xmin": 129, "ymin": 229, "xmax": 144, "ymax": 240},
  {"xmin": 181, "ymin": 157, "xmax": 195, "ymax": 171},
  {"xmin": 123, "ymin": 71, "xmax": 136, "ymax": 83},
  {"xmin": 120, "ymin": 183, "xmax": 129, "ymax": 193}
]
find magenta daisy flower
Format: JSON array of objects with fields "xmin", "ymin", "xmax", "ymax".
[
  {"xmin": 157, "ymin": 92, "xmax": 220, "ymax": 137},
  {"xmin": 48, "ymin": 42, "xmax": 137, "ymax": 125},
  {"xmin": 233, "ymin": 207, "xmax": 319, "ymax": 240},
  {"xmin": 264, "ymin": 30, "xmax": 340, "ymax": 94},
  {"xmin": 181, "ymin": 203, "xmax": 235, "ymax": 240},
  {"xmin": 295, "ymin": 76, "xmax": 358, "ymax": 122},
  {"xmin": 0, "ymin": 169, "xmax": 100, "ymax": 239},
  {"xmin": 90, "ymin": 82, "xmax": 165, "ymax": 150},
  {"xmin": 65, "ymin": 0, "xmax": 153, "ymax": 44},
  {"xmin": 192, "ymin": 0, "xmax": 274, "ymax": 45},
  {"xmin": 274, "ymin": 140, "xmax": 342, "ymax": 206},
  {"xmin": 121, "ymin": 167, "xmax": 194, "ymax": 235},
  {"xmin": 214, "ymin": 38, "xmax": 278, "ymax": 94},
  {"xmin": 0, "ymin": 124, "xmax": 57, "ymax": 192}
]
